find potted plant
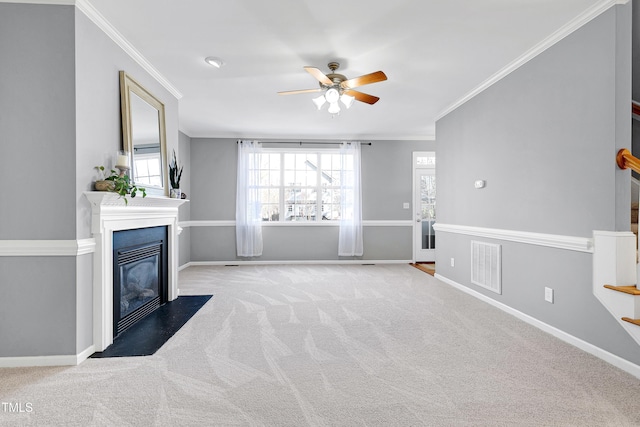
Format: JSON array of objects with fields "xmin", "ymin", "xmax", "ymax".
[
  {"xmin": 169, "ymin": 149, "xmax": 183, "ymax": 198},
  {"xmin": 94, "ymin": 166, "xmax": 146, "ymax": 205}
]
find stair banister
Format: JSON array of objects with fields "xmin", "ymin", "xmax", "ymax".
[{"xmin": 616, "ymin": 148, "xmax": 640, "ymax": 174}]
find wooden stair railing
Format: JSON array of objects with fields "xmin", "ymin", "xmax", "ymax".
[
  {"xmin": 604, "ymin": 285, "xmax": 640, "ymax": 327},
  {"xmin": 616, "ymin": 148, "xmax": 640, "ymax": 174},
  {"xmin": 607, "ymin": 149, "xmax": 640, "ymax": 327}
]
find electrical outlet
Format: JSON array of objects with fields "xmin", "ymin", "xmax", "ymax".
[
  {"xmin": 450, "ymin": 258, "xmax": 455, "ymax": 267},
  {"xmin": 545, "ymin": 287, "xmax": 554, "ymax": 303},
  {"xmin": 403, "ymin": 202, "xmax": 410, "ymax": 209}
]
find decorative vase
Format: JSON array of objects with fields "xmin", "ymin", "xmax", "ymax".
[
  {"xmin": 95, "ymin": 180, "xmax": 115, "ymax": 191},
  {"xmin": 170, "ymin": 188, "xmax": 182, "ymax": 199}
]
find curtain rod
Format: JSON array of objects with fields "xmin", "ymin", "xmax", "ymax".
[{"xmin": 237, "ymin": 141, "xmax": 371, "ymax": 146}]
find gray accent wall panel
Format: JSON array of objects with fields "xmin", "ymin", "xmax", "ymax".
[
  {"xmin": 178, "ymin": 131, "xmax": 191, "ymax": 266},
  {"xmin": 190, "ymin": 138, "xmax": 238, "ymax": 221},
  {"xmin": 0, "ymin": 258, "xmax": 76, "ymax": 356},
  {"xmin": 75, "ymin": 254, "xmax": 93, "ymax": 353},
  {"xmin": 190, "ymin": 226, "xmax": 413, "ymax": 262},
  {"xmin": 438, "ymin": 8, "xmax": 619, "ymax": 237},
  {"xmin": 0, "ymin": 4, "xmax": 77, "ymax": 240},
  {"xmin": 188, "ymin": 138, "xmax": 433, "ymax": 262},
  {"xmin": 436, "ymin": 5, "xmax": 640, "ymax": 365},
  {"xmin": 633, "ymin": 0, "xmax": 640, "ymax": 102},
  {"xmin": 361, "ymin": 140, "xmax": 434, "ymax": 220}
]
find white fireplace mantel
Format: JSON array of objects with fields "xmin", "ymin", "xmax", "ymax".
[{"xmin": 84, "ymin": 192, "xmax": 187, "ymax": 351}]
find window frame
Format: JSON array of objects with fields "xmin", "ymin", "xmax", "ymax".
[{"xmin": 256, "ymin": 147, "xmax": 350, "ymax": 226}]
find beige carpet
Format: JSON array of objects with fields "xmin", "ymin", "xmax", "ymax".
[{"xmin": 2, "ymin": 264, "xmax": 640, "ymax": 426}]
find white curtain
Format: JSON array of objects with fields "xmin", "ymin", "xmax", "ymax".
[
  {"xmin": 338, "ymin": 141, "xmax": 363, "ymax": 256},
  {"xmin": 236, "ymin": 140, "xmax": 263, "ymax": 257}
]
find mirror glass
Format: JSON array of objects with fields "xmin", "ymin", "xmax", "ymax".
[{"xmin": 120, "ymin": 71, "xmax": 168, "ymax": 196}]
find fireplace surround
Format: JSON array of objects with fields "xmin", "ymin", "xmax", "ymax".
[{"xmin": 85, "ymin": 192, "xmax": 186, "ymax": 351}]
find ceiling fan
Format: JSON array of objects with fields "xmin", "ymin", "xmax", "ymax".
[{"xmin": 278, "ymin": 62, "xmax": 387, "ymax": 114}]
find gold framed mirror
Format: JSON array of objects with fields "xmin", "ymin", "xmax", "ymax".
[{"xmin": 119, "ymin": 71, "xmax": 168, "ymax": 196}]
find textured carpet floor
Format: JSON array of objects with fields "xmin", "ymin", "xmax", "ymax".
[{"xmin": 2, "ymin": 264, "xmax": 640, "ymax": 426}]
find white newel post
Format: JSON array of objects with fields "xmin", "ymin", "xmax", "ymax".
[{"xmin": 84, "ymin": 192, "xmax": 187, "ymax": 352}]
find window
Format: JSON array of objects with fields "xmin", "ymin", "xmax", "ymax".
[
  {"xmin": 254, "ymin": 149, "xmax": 353, "ymax": 222},
  {"xmin": 133, "ymin": 153, "xmax": 163, "ymax": 187}
]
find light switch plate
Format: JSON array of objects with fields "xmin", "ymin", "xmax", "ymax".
[{"xmin": 545, "ymin": 287, "xmax": 554, "ymax": 303}]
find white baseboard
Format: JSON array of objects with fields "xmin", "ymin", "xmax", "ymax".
[
  {"xmin": 434, "ymin": 273, "xmax": 640, "ymax": 380},
  {"xmin": 180, "ymin": 259, "xmax": 412, "ymax": 268},
  {"xmin": 0, "ymin": 345, "xmax": 95, "ymax": 368}
]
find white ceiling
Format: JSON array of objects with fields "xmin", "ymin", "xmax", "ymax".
[{"xmin": 86, "ymin": 0, "xmax": 605, "ymax": 141}]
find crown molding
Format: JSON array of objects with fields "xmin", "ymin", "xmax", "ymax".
[
  {"xmin": 436, "ymin": 0, "xmax": 628, "ymax": 121},
  {"xmin": 0, "ymin": 0, "xmax": 182, "ymax": 100},
  {"xmin": 75, "ymin": 0, "xmax": 182, "ymax": 99}
]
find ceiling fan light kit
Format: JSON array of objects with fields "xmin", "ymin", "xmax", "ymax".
[{"xmin": 278, "ymin": 62, "xmax": 387, "ymax": 116}]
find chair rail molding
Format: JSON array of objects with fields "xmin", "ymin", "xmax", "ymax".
[
  {"xmin": 433, "ymin": 223, "xmax": 593, "ymax": 253},
  {"xmin": 0, "ymin": 239, "xmax": 95, "ymax": 256},
  {"xmin": 180, "ymin": 219, "xmax": 413, "ymax": 228}
]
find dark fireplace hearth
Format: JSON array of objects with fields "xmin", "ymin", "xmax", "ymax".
[{"xmin": 113, "ymin": 226, "xmax": 168, "ymax": 337}]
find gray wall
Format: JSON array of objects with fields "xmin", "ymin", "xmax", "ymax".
[
  {"xmin": 0, "ymin": 3, "xmax": 76, "ymax": 240},
  {"xmin": 178, "ymin": 131, "xmax": 191, "ymax": 266},
  {"xmin": 633, "ymin": 0, "xmax": 640, "ymax": 160},
  {"xmin": 0, "ymin": 4, "xmax": 180, "ymax": 358},
  {"xmin": 188, "ymin": 138, "xmax": 432, "ymax": 262},
  {"xmin": 436, "ymin": 5, "xmax": 640, "ymax": 365},
  {"xmin": 633, "ymin": 0, "xmax": 640, "ymax": 103},
  {"xmin": 0, "ymin": 4, "xmax": 78, "ymax": 357}
]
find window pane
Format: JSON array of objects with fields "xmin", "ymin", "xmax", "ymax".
[
  {"xmin": 259, "ymin": 170, "xmax": 270, "ymax": 186},
  {"xmin": 417, "ymin": 156, "xmax": 435, "ymax": 166},
  {"xmin": 321, "ymin": 153, "xmax": 342, "ymax": 186},
  {"xmin": 321, "ymin": 188, "xmax": 341, "ymax": 220},
  {"xmin": 253, "ymin": 150, "xmax": 344, "ymax": 222},
  {"xmin": 284, "ymin": 153, "xmax": 295, "ymax": 169},
  {"xmin": 148, "ymin": 160, "xmax": 161, "ymax": 176},
  {"xmin": 284, "ymin": 187, "xmax": 316, "ymax": 221},
  {"xmin": 304, "ymin": 171, "xmax": 316, "ymax": 187},
  {"xmin": 133, "ymin": 155, "xmax": 162, "ymax": 187},
  {"xmin": 135, "ymin": 160, "xmax": 149, "ymax": 177},
  {"xmin": 270, "ymin": 171, "xmax": 280, "ymax": 186}
]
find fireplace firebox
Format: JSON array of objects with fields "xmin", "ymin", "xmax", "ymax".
[{"xmin": 113, "ymin": 226, "xmax": 168, "ymax": 337}]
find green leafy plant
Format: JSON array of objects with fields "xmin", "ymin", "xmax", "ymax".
[
  {"xmin": 169, "ymin": 149, "xmax": 183, "ymax": 189},
  {"xmin": 95, "ymin": 166, "xmax": 146, "ymax": 204}
]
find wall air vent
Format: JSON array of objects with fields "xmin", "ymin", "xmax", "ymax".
[{"xmin": 471, "ymin": 241, "xmax": 501, "ymax": 294}]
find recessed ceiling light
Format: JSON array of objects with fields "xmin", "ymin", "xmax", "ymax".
[{"xmin": 204, "ymin": 56, "xmax": 225, "ymax": 68}]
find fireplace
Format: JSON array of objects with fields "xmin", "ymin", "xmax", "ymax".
[
  {"xmin": 85, "ymin": 192, "xmax": 187, "ymax": 352},
  {"xmin": 113, "ymin": 226, "xmax": 168, "ymax": 337}
]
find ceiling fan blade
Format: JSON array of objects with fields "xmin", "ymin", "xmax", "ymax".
[
  {"xmin": 344, "ymin": 90, "xmax": 380, "ymax": 105},
  {"xmin": 278, "ymin": 88, "xmax": 323, "ymax": 95},
  {"xmin": 341, "ymin": 71, "xmax": 387, "ymax": 90},
  {"xmin": 304, "ymin": 66, "xmax": 333, "ymax": 86}
]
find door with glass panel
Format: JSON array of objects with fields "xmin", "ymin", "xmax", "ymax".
[{"xmin": 414, "ymin": 153, "xmax": 436, "ymax": 262}]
